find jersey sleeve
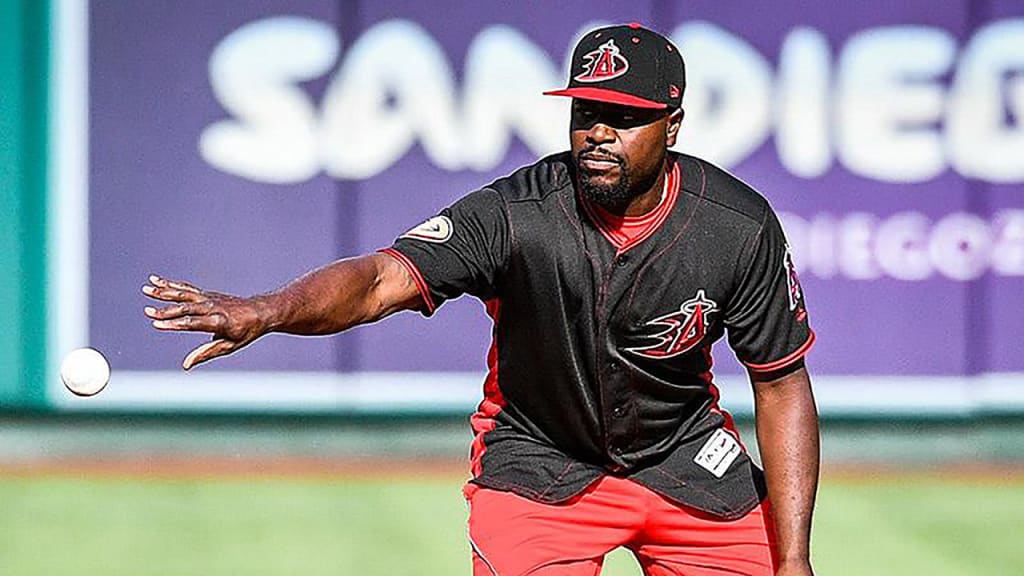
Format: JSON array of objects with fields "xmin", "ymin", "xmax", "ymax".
[
  {"xmin": 380, "ymin": 188, "xmax": 510, "ymax": 316},
  {"xmin": 723, "ymin": 208, "xmax": 814, "ymax": 374}
]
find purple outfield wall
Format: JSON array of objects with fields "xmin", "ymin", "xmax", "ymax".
[{"xmin": 56, "ymin": 0, "xmax": 1024, "ymax": 413}]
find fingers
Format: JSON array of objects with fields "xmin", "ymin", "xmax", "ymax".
[
  {"xmin": 142, "ymin": 275, "xmax": 206, "ymax": 304},
  {"xmin": 149, "ymin": 274, "xmax": 201, "ymax": 294},
  {"xmin": 183, "ymin": 338, "xmax": 237, "ymax": 370},
  {"xmin": 143, "ymin": 275, "xmax": 247, "ymax": 370},
  {"xmin": 143, "ymin": 275, "xmax": 216, "ymax": 330},
  {"xmin": 149, "ymin": 312, "xmax": 224, "ymax": 333},
  {"xmin": 144, "ymin": 300, "xmax": 213, "ymax": 321},
  {"xmin": 145, "ymin": 282, "xmax": 222, "ymax": 334}
]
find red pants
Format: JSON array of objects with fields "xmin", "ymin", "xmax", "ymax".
[{"xmin": 465, "ymin": 475, "xmax": 778, "ymax": 576}]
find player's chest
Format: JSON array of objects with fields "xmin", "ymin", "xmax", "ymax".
[{"xmin": 508, "ymin": 211, "xmax": 745, "ymax": 358}]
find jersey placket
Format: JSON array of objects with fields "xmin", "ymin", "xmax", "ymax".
[
  {"xmin": 589, "ymin": 222, "xmax": 667, "ymax": 471},
  {"xmin": 583, "ymin": 163, "xmax": 683, "ymax": 471}
]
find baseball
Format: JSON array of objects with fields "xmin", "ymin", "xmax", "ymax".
[{"xmin": 60, "ymin": 347, "xmax": 111, "ymax": 397}]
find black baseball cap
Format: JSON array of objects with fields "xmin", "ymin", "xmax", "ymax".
[{"xmin": 544, "ymin": 22, "xmax": 685, "ymax": 110}]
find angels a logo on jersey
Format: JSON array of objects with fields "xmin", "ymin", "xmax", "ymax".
[
  {"xmin": 784, "ymin": 246, "xmax": 803, "ymax": 312},
  {"xmin": 574, "ymin": 39, "xmax": 630, "ymax": 83},
  {"xmin": 627, "ymin": 290, "xmax": 718, "ymax": 360},
  {"xmin": 400, "ymin": 215, "xmax": 452, "ymax": 243}
]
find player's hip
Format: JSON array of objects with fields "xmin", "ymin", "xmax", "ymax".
[{"xmin": 464, "ymin": 476, "xmax": 777, "ymax": 576}]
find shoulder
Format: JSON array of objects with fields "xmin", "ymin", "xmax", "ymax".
[
  {"xmin": 485, "ymin": 152, "xmax": 574, "ymax": 203},
  {"xmin": 672, "ymin": 152, "xmax": 772, "ymax": 227}
]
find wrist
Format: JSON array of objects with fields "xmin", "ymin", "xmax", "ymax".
[
  {"xmin": 775, "ymin": 557, "xmax": 813, "ymax": 576},
  {"xmin": 777, "ymin": 555, "xmax": 812, "ymax": 567},
  {"xmin": 251, "ymin": 293, "xmax": 285, "ymax": 333}
]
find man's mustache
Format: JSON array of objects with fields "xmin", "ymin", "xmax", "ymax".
[{"xmin": 576, "ymin": 148, "xmax": 624, "ymax": 166}]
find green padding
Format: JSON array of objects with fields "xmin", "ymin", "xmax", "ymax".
[{"xmin": 0, "ymin": 0, "xmax": 49, "ymax": 409}]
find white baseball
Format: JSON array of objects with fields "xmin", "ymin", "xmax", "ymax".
[{"xmin": 60, "ymin": 347, "xmax": 111, "ymax": 397}]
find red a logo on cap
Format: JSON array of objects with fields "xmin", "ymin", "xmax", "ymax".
[{"xmin": 574, "ymin": 39, "xmax": 630, "ymax": 83}]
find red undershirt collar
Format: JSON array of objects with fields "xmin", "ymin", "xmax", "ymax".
[{"xmin": 580, "ymin": 159, "xmax": 681, "ymax": 255}]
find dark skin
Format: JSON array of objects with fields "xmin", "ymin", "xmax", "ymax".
[
  {"xmin": 143, "ymin": 254, "xmax": 421, "ymax": 369},
  {"xmin": 751, "ymin": 364, "xmax": 819, "ymax": 576},
  {"xmin": 571, "ymin": 99, "xmax": 683, "ymax": 216},
  {"xmin": 144, "ymin": 97, "xmax": 817, "ymax": 576}
]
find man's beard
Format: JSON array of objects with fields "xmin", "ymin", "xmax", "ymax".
[{"xmin": 574, "ymin": 152, "xmax": 633, "ymax": 211}]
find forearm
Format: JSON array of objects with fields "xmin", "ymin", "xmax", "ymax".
[
  {"xmin": 752, "ymin": 366, "xmax": 819, "ymax": 566},
  {"xmin": 258, "ymin": 252, "xmax": 421, "ymax": 336},
  {"xmin": 146, "ymin": 245, "xmax": 423, "ymax": 369}
]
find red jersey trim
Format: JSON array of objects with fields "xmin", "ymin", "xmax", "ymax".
[
  {"xmin": 700, "ymin": 344, "xmax": 747, "ymax": 450},
  {"xmin": 580, "ymin": 159, "xmax": 680, "ymax": 255},
  {"xmin": 470, "ymin": 299, "xmax": 507, "ymax": 478},
  {"xmin": 743, "ymin": 330, "xmax": 816, "ymax": 373},
  {"xmin": 378, "ymin": 248, "xmax": 436, "ymax": 315},
  {"xmin": 594, "ymin": 204, "xmax": 662, "ymax": 226}
]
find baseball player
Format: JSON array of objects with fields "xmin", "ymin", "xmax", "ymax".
[{"xmin": 144, "ymin": 23, "xmax": 818, "ymax": 576}]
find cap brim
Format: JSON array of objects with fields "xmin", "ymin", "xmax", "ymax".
[{"xmin": 543, "ymin": 87, "xmax": 667, "ymax": 110}]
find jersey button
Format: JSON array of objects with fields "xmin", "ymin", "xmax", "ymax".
[
  {"xmin": 615, "ymin": 255, "xmax": 629, "ymax": 267},
  {"xmin": 612, "ymin": 405, "xmax": 626, "ymax": 418}
]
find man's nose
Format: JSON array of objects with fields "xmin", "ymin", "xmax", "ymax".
[{"xmin": 586, "ymin": 122, "xmax": 616, "ymax": 144}]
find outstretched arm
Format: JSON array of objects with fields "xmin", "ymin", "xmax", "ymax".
[
  {"xmin": 143, "ymin": 252, "xmax": 422, "ymax": 370},
  {"xmin": 751, "ymin": 364, "xmax": 819, "ymax": 576}
]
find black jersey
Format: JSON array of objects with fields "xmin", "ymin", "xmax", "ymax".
[{"xmin": 384, "ymin": 151, "xmax": 814, "ymax": 520}]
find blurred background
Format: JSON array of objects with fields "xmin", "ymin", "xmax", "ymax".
[{"xmin": 1, "ymin": 0, "xmax": 1022, "ymax": 574}]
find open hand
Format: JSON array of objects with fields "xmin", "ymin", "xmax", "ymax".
[{"xmin": 143, "ymin": 275, "xmax": 270, "ymax": 370}]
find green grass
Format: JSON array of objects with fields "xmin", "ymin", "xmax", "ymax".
[
  {"xmin": 1, "ymin": 474, "xmax": 1021, "ymax": 576},
  {"xmin": 813, "ymin": 478, "xmax": 1024, "ymax": 576}
]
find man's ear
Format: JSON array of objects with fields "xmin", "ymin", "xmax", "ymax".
[{"xmin": 666, "ymin": 108, "xmax": 684, "ymax": 147}]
